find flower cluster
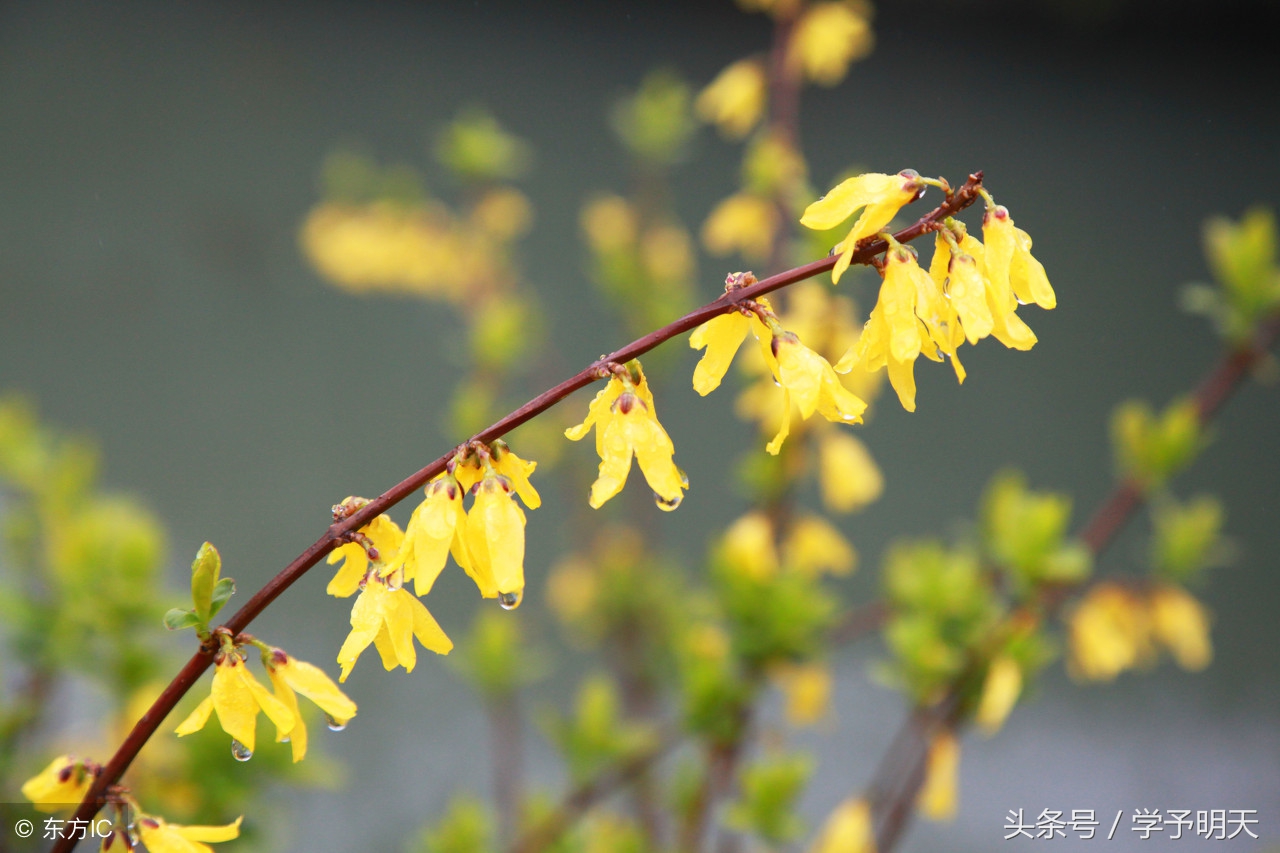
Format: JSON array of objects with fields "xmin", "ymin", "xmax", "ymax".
[
  {"xmin": 1068, "ymin": 581, "xmax": 1211, "ymax": 681},
  {"xmin": 327, "ymin": 439, "xmax": 539, "ymax": 680},
  {"xmin": 799, "ymin": 172, "xmax": 1057, "ymax": 411},
  {"xmin": 566, "ymin": 360, "xmax": 688, "ymax": 510}
]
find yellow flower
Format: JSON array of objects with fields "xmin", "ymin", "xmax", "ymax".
[
  {"xmin": 21, "ymin": 755, "xmax": 97, "ymax": 812},
  {"xmin": 788, "ymin": 2, "xmax": 874, "ymax": 86},
  {"xmin": 933, "ymin": 228, "xmax": 1038, "ymax": 351},
  {"xmin": 1150, "ymin": 584, "xmax": 1212, "ymax": 671},
  {"xmin": 836, "ymin": 243, "xmax": 961, "ymax": 412},
  {"xmin": 982, "ymin": 204, "xmax": 1057, "ymax": 311},
  {"xmin": 462, "ymin": 474, "xmax": 530, "ymax": 606},
  {"xmin": 782, "ymin": 514, "xmax": 856, "ymax": 576},
  {"xmin": 1067, "ymin": 583, "xmax": 1154, "ymax": 682},
  {"xmin": 801, "ymin": 170, "xmax": 925, "ymax": 283},
  {"xmin": 772, "ymin": 661, "xmax": 833, "ymax": 726},
  {"xmin": 581, "ymin": 195, "xmax": 637, "ymax": 253},
  {"xmin": 265, "ymin": 649, "xmax": 358, "ymax": 762},
  {"xmin": 326, "ymin": 512, "xmax": 404, "ymax": 598},
  {"xmin": 769, "ymin": 332, "xmax": 866, "ymax": 453},
  {"xmin": 720, "ymin": 511, "xmax": 779, "ymax": 579},
  {"xmin": 175, "ymin": 651, "xmax": 295, "ymax": 754},
  {"xmin": 918, "ymin": 731, "xmax": 959, "ymax": 821},
  {"xmin": 701, "ymin": 192, "xmax": 779, "ymax": 261},
  {"xmin": 565, "ymin": 365, "xmax": 687, "ymax": 510},
  {"xmin": 974, "ymin": 655, "xmax": 1022, "ymax": 736},
  {"xmin": 809, "ymin": 797, "xmax": 874, "ymax": 853},
  {"xmin": 382, "ymin": 475, "xmax": 470, "ymax": 597},
  {"xmin": 335, "ymin": 576, "xmax": 453, "ymax": 682},
  {"xmin": 136, "ymin": 815, "xmax": 242, "ymax": 853},
  {"xmin": 695, "ymin": 58, "xmax": 767, "ymax": 139},
  {"xmin": 689, "ymin": 302, "xmax": 775, "ymax": 396},
  {"xmin": 818, "ymin": 431, "xmax": 882, "ymax": 514}
]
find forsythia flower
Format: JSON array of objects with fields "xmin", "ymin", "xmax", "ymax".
[
  {"xmin": 265, "ymin": 649, "xmax": 358, "ymax": 762},
  {"xmin": 720, "ymin": 511, "xmax": 780, "ymax": 579},
  {"xmin": 918, "ymin": 731, "xmax": 959, "ymax": 821},
  {"xmin": 175, "ymin": 649, "xmax": 295, "ymax": 754},
  {"xmin": 695, "ymin": 58, "xmax": 767, "ymax": 139},
  {"xmin": 818, "ymin": 431, "xmax": 883, "ymax": 513},
  {"xmin": 382, "ymin": 474, "xmax": 470, "ymax": 597},
  {"xmin": 809, "ymin": 797, "xmax": 874, "ymax": 853},
  {"xmin": 326, "ymin": 511, "xmax": 404, "ymax": 598},
  {"xmin": 336, "ymin": 575, "xmax": 453, "ymax": 681},
  {"xmin": 982, "ymin": 204, "xmax": 1057, "ymax": 312},
  {"xmin": 836, "ymin": 243, "xmax": 961, "ymax": 412},
  {"xmin": 21, "ymin": 755, "xmax": 97, "ymax": 812},
  {"xmin": 462, "ymin": 472, "xmax": 531, "ymax": 605},
  {"xmin": 689, "ymin": 301, "xmax": 776, "ymax": 396},
  {"xmin": 974, "ymin": 655, "xmax": 1023, "ymax": 736},
  {"xmin": 566, "ymin": 364, "xmax": 687, "ymax": 510},
  {"xmin": 769, "ymin": 331, "xmax": 867, "ymax": 453},
  {"xmin": 136, "ymin": 814, "xmax": 242, "ymax": 853},
  {"xmin": 701, "ymin": 193, "xmax": 779, "ymax": 261},
  {"xmin": 788, "ymin": 2, "xmax": 874, "ymax": 86},
  {"xmin": 1150, "ymin": 584, "xmax": 1212, "ymax": 671},
  {"xmin": 1067, "ymin": 583, "xmax": 1154, "ymax": 682},
  {"xmin": 773, "ymin": 661, "xmax": 833, "ymax": 726},
  {"xmin": 801, "ymin": 170, "xmax": 924, "ymax": 283},
  {"xmin": 782, "ymin": 514, "xmax": 856, "ymax": 577}
]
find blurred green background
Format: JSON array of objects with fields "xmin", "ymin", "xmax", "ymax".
[{"xmin": 1, "ymin": 1, "xmax": 1277, "ymax": 850}]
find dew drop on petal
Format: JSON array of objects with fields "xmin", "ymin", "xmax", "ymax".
[
  {"xmin": 678, "ymin": 468, "xmax": 690, "ymax": 489},
  {"xmin": 230, "ymin": 739, "xmax": 253, "ymax": 762},
  {"xmin": 654, "ymin": 492, "xmax": 683, "ymax": 511},
  {"xmin": 280, "ymin": 736, "xmax": 291, "ymax": 743},
  {"xmin": 498, "ymin": 590, "xmax": 523, "ymax": 611},
  {"xmin": 325, "ymin": 714, "xmax": 348, "ymax": 732}
]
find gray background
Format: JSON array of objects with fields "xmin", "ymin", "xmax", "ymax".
[{"xmin": 1, "ymin": 1, "xmax": 1277, "ymax": 850}]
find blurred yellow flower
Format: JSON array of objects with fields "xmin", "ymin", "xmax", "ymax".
[
  {"xmin": 335, "ymin": 577, "xmax": 453, "ymax": 682},
  {"xmin": 21, "ymin": 755, "xmax": 96, "ymax": 812},
  {"xmin": 721, "ymin": 511, "xmax": 779, "ymax": 578},
  {"xmin": 974, "ymin": 655, "xmax": 1022, "ymax": 736},
  {"xmin": 801, "ymin": 170, "xmax": 924, "ymax": 282},
  {"xmin": 918, "ymin": 730, "xmax": 959, "ymax": 821},
  {"xmin": 788, "ymin": 2, "xmax": 874, "ymax": 86},
  {"xmin": 175, "ymin": 651, "xmax": 294, "ymax": 755},
  {"xmin": 566, "ymin": 366, "xmax": 687, "ymax": 511},
  {"xmin": 702, "ymin": 193, "xmax": 779, "ymax": 261},
  {"xmin": 809, "ymin": 797, "xmax": 874, "ymax": 853},
  {"xmin": 581, "ymin": 195, "xmax": 638, "ymax": 253},
  {"xmin": 783, "ymin": 514, "xmax": 856, "ymax": 576},
  {"xmin": 695, "ymin": 58, "xmax": 767, "ymax": 139},
  {"xmin": 1150, "ymin": 584, "xmax": 1212, "ymax": 671},
  {"xmin": 818, "ymin": 431, "xmax": 882, "ymax": 514},
  {"xmin": 1067, "ymin": 583, "xmax": 1154, "ymax": 682},
  {"xmin": 265, "ymin": 649, "xmax": 358, "ymax": 762},
  {"xmin": 773, "ymin": 661, "xmax": 834, "ymax": 726},
  {"xmin": 136, "ymin": 815, "xmax": 242, "ymax": 853}
]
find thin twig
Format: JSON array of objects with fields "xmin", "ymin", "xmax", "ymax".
[{"xmin": 53, "ymin": 173, "xmax": 985, "ymax": 852}]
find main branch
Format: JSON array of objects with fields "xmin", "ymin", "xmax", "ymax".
[{"xmin": 53, "ymin": 173, "xmax": 985, "ymax": 852}]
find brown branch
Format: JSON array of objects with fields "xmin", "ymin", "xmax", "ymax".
[
  {"xmin": 52, "ymin": 173, "xmax": 985, "ymax": 852},
  {"xmin": 509, "ymin": 730, "xmax": 681, "ymax": 853},
  {"xmin": 868, "ymin": 310, "xmax": 1280, "ymax": 853}
]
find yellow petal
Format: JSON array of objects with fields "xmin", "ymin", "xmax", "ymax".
[
  {"xmin": 787, "ymin": 2, "xmax": 873, "ymax": 86},
  {"xmin": 975, "ymin": 656, "xmax": 1022, "ymax": 736},
  {"xmin": 241, "ymin": 665, "xmax": 295, "ymax": 739},
  {"xmin": 1010, "ymin": 226, "xmax": 1057, "ymax": 309},
  {"xmin": 174, "ymin": 695, "xmax": 215, "ymax": 738},
  {"xmin": 384, "ymin": 587, "xmax": 419, "ymax": 673},
  {"xmin": 267, "ymin": 671, "xmax": 308, "ymax": 763},
  {"xmin": 721, "ymin": 512, "xmax": 778, "ymax": 579},
  {"xmin": 277, "ymin": 657, "xmax": 358, "ymax": 724},
  {"xmin": 173, "ymin": 816, "xmax": 243, "ymax": 843},
  {"xmin": 1150, "ymin": 585, "xmax": 1212, "ymax": 671},
  {"xmin": 695, "ymin": 57, "xmax": 766, "ymax": 139},
  {"xmin": 918, "ymin": 731, "xmax": 959, "ymax": 821},
  {"xmin": 409, "ymin": 594, "xmax": 455, "ymax": 655},
  {"xmin": 818, "ymin": 431, "xmax": 883, "ymax": 514},
  {"xmin": 809, "ymin": 797, "xmax": 874, "ymax": 853},
  {"xmin": 494, "ymin": 449, "xmax": 541, "ymax": 509},
  {"xmin": 701, "ymin": 193, "xmax": 777, "ymax": 260},
  {"xmin": 210, "ymin": 659, "xmax": 260, "ymax": 753},
  {"xmin": 20, "ymin": 755, "xmax": 93, "ymax": 811},
  {"xmin": 801, "ymin": 173, "xmax": 901, "ymax": 231},
  {"xmin": 690, "ymin": 312, "xmax": 753, "ymax": 396},
  {"xmin": 783, "ymin": 514, "xmax": 856, "ymax": 576},
  {"xmin": 325, "ymin": 542, "xmax": 368, "ymax": 598},
  {"xmin": 765, "ymin": 386, "xmax": 793, "ymax": 455},
  {"xmin": 886, "ymin": 352, "xmax": 917, "ymax": 412},
  {"xmin": 336, "ymin": 585, "xmax": 384, "ymax": 682}
]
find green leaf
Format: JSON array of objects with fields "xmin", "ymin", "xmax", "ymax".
[
  {"xmin": 190, "ymin": 542, "xmax": 221, "ymax": 621},
  {"xmin": 208, "ymin": 576, "xmax": 236, "ymax": 621},
  {"xmin": 163, "ymin": 608, "xmax": 203, "ymax": 632}
]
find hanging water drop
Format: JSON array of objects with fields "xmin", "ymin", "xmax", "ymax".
[
  {"xmin": 498, "ymin": 590, "xmax": 523, "ymax": 611},
  {"xmin": 654, "ymin": 491, "xmax": 682, "ymax": 511},
  {"xmin": 230, "ymin": 739, "xmax": 253, "ymax": 762},
  {"xmin": 127, "ymin": 824, "xmax": 140, "ymax": 846},
  {"xmin": 325, "ymin": 714, "xmax": 348, "ymax": 732},
  {"xmin": 678, "ymin": 468, "xmax": 690, "ymax": 489}
]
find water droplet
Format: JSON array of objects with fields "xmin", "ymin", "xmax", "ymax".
[
  {"xmin": 678, "ymin": 468, "xmax": 690, "ymax": 489},
  {"xmin": 1015, "ymin": 296, "xmax": 1027, "ymax": 305},
  {"xmin": 230, "ymin": 739, "xmax": 253, "ymax": 762},
  {"xmin": 127, "ymin": 824, "xmax": 140, "ymax": 845},
  {"xmin": 325, "ymin": 714, "xmax": 348, "ymax": 732},
  {"xmin": 280, "ymin": 736, "xmax": 291, "ymax": 743},
  {"xmin": 654, "ymin": 492, "xmax": 683, "ymax": 511},
  {"xmin": 773, "ymin": 378, "xmax": 782, "ymax": 387},
  {"xmin": 498, "ymin": 590, "xmax": 523, "ymax": 611}
]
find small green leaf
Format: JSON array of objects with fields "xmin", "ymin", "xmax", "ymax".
[
  {"xmin": 208, "ymin": 577, "xmax": 236, "ymax": 621},
  {"xmin": 190, "ymin": 542, "xmax": 221, "ymax": 621},
  {"xmin": 163, "ymin": 608, "xmax": 203, "ymax": 632}
]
